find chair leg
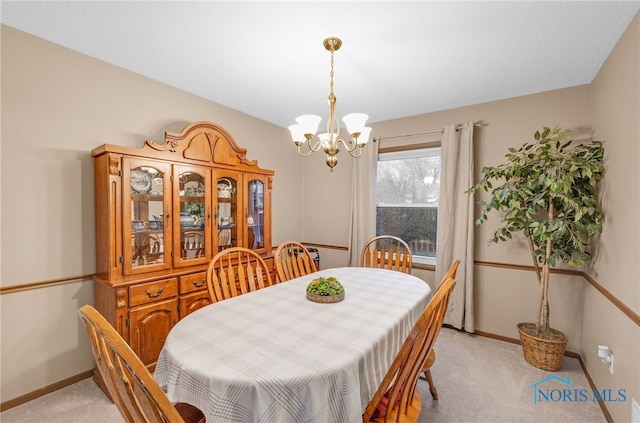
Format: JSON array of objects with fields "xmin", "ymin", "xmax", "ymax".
[
  {"xmin": 420, "ymin": 349, "xmax": 438, "ymax": 400},
  {"xmin": 423, "ymin": 369, "xmax": 438, "ymax": 400}
]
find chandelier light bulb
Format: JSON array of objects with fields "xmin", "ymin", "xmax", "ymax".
[
  {"xmin": 295, "ymin": 115, "xmax": 322, "ymax": 137},
  {"xmin": 357, "ymin": 127, "xmax": 372, "ymax": 146},
  {"xmin": 288, "ymin": 124, "xmax": 305, "ymax": 144},
  {"xmin": 343, "ymin": 113, "xmax": 369, "ymax": 136}
]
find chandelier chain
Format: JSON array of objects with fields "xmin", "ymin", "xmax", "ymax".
[
  {"xmin": 328, "ymin": 48, "xmax": 338, "ymax": 138},
  {"xmin": 330, "ymin": 49, "xmax": 335, "ymax": 98}
]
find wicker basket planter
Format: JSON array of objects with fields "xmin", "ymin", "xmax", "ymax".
[
  {"xmin": 306, "ymin": 291, "xmax": 345, "ymax": 304},
  {"xmin": 517, "ymin": 322, "xmax": 568, "ymax": 371}
]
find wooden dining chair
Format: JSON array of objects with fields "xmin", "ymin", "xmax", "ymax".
[
  {"xmin": 363, "ymin": 276, "xmax": 457, "ymax": 423},
  {"xmin": 274, "ymin": 240, "xmax": 317, "ymax": 282},
  {"xmin": 247, "ymin": 227, "xmax": 256, "ymax": 249},
  {"xmin": 77, "ymin": 305, "xmax": 205, "ymax": 423},
  {"xmin": 420, "ymin": 259, "xmax": 460, "ymax": 400},
  {"xmin": 132, "ymin": 234, "xmax": 162, "ymax": 265},
  {"xmin": 182, "ymin": 231, "xmax": 205, "ymax": 259},
  {"xmin": 360, "ymin": 236, "xmax": 413, "ymax": 274},
  {"xmin": 206, "ymin": 247, "xmax": 273, "ymax": 302},
  {"xmin": 217, "ymin": 228, "xmax": 232, "ymax": 249}
]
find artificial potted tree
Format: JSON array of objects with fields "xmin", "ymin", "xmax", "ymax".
[{"xmin": 467, "ymin": 126, "xmax": 604, "ymax": 371}]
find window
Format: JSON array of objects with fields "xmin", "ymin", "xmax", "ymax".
[{"xmin": 376, "ymin": 147, "xmax": 440, "ymax": 264}]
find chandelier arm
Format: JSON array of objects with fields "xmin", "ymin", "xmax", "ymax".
[
  {"xmin": 344, "ymin": 144, "xmax": 365, "ymax": 158},
  {"xmin": 296, "ymin": 139, "xmax": 326, "ymax": 157},
  {"xmin": 296, "ymin": 146, "xmax": 316, "ymax": 157},
  {"xmin": 336, "ymin": 138, "xmax": 361, "ymax": 153},
  {"xmin": 308, "ymin": 139, "xmax": 325, "ymax": 153}
]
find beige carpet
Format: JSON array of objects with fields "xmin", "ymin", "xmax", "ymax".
[
  {"xmin": 1, "ymin": 328, "xmax": 606, "ymax": 422},
  {"xmin": 419, "ymin": 328, "xmax": 606, "ymax": 422}
]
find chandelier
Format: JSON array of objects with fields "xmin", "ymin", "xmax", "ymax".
[{"xmin": 288, "ymin": 37, "xmax": 371, "ymax": 171}]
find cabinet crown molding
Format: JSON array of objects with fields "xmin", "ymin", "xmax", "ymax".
[{"xmin": 93, "ymin": 121, "xmax": 273, "ymax": 175}]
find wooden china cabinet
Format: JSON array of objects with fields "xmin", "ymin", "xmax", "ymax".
[{"xmin": 92, "ymin": 121, "xmax": 274, "ymax": 383}]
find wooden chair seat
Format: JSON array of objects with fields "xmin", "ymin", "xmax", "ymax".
[
  {"xmin": 274, "ymin": 240, "xmax": 317, "ymax": 282},
  {"xmin": 360, "ymin": 236, "xmax": 413, "ymax": 274},
  {"xmin": 78, "ymin": 305, "xmax": 205, "ymax": 423}
]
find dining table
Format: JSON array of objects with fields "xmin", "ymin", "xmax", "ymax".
[{"xmin": 154, "ymin": 266, "xmax": 432, "ymax": 423}]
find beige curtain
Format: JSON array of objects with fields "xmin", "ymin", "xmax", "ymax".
[
  {"xmin": 348, "ymin": 141, "xmax": 378, "ymax": 266},
  {"xmin": 436, "ymin": 122, "xmax": 475, "ymax": 332}
]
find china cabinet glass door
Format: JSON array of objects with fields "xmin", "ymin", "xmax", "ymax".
[
  {"xmin": 174, "ymin": 165, "xmax": 211, "ymax": 267},
  {"xmin": 123, "ymin": 158, "xmax": 171, "ymax": 275},
  {"xmin": 246, "ymin": 178, "xmax": 264, "ymax": 251},
  {"xmin": 215, "ymin": 172, "xmax": 240, "ymax": 252},
  {"xmin": 244, "ymin": 173, "xmax": 270, "ymax": 254}
]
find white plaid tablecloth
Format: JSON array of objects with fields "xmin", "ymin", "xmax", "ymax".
[{"xmin": 154, "ymin": 267, "xmax": 431, "ymax": 423}]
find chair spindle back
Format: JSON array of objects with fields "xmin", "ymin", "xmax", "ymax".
[
  {"xmin": 206, "ymin": 247, "xmax": 273, "ymax": 302},
  {"xmin": 360, "ymin": 236, "xmax": 413, "ymax": 274},
  {"xmin": 274, "ymin": 241, "xmax": 317, "ymax": 282}
]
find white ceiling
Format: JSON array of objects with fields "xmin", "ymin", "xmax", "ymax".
[{"xmin": 2, "ymin": 1, "xmax": 639, "ymax": 129}]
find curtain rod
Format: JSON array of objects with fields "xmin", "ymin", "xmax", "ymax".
[{"xmin": 372, "ymin": 121, "xmax": 484, "ymax": 142}]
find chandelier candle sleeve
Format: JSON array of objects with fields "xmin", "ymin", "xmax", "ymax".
[{"xmin": 288, "ymin": 37, "xmax": 371, "ymax": 171}]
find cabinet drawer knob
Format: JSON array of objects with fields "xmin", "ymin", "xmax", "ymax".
[
  {"xmin": 146, "ymin": 288, "xmax": 164, "ymax": 298},
  {"xmin": 193, "ymin": 280, "xmax": 206, "ymax": 288}
]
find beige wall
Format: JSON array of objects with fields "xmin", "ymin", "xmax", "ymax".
[
  {"xmin": 0, "ymin": 25, "xmax": 300, "ymax": 402},
  {"xmin": 585, "ymin": 11, "xmax": 639, "ymax": 422},
  {"xmin": 2, "ymin": 10, "xmax": 639, "ymax": 420}
]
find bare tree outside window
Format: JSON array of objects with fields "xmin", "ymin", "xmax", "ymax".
[{"xmin": 376, "ymin": 148, "xmax": 440, "ymax": 260}]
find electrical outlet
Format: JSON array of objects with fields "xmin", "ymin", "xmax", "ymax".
[{"xmin": 632, "ymin": 398, "xmax": 640, "ymax": 423}]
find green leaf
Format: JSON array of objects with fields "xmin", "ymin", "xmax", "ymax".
[{"xmin": 466, "ymin": 125, "xmax": 604, "ymax": 274}]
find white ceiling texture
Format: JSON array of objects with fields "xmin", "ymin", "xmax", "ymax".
[{"xmin": 2, "ymin": 1, "xmax": 639, "ymax": 128}]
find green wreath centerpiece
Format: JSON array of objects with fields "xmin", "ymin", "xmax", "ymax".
[{"xmin": 306, "ymin": 276, "xmax": 345, "ymax": 303}]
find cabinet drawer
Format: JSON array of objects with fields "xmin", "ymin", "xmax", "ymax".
[
  {"xmin": 129, "ymin": 278, "xmax": 178, "ymax": 307},
  {"xmin": 180, "ymin": 272, "xmax": 208, "ymax": 294}
]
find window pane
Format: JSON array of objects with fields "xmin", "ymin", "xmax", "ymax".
[
  {"xmin": 376, "ymin": 149, "xmax": 440, "ymax": 259},
  {"xmin": 376, "ymin": 207, "xmax": 437, "ymax": 258},
  {"xmin": 376, "ymin": 153, "xmax": 440, "ymax": 206}
]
